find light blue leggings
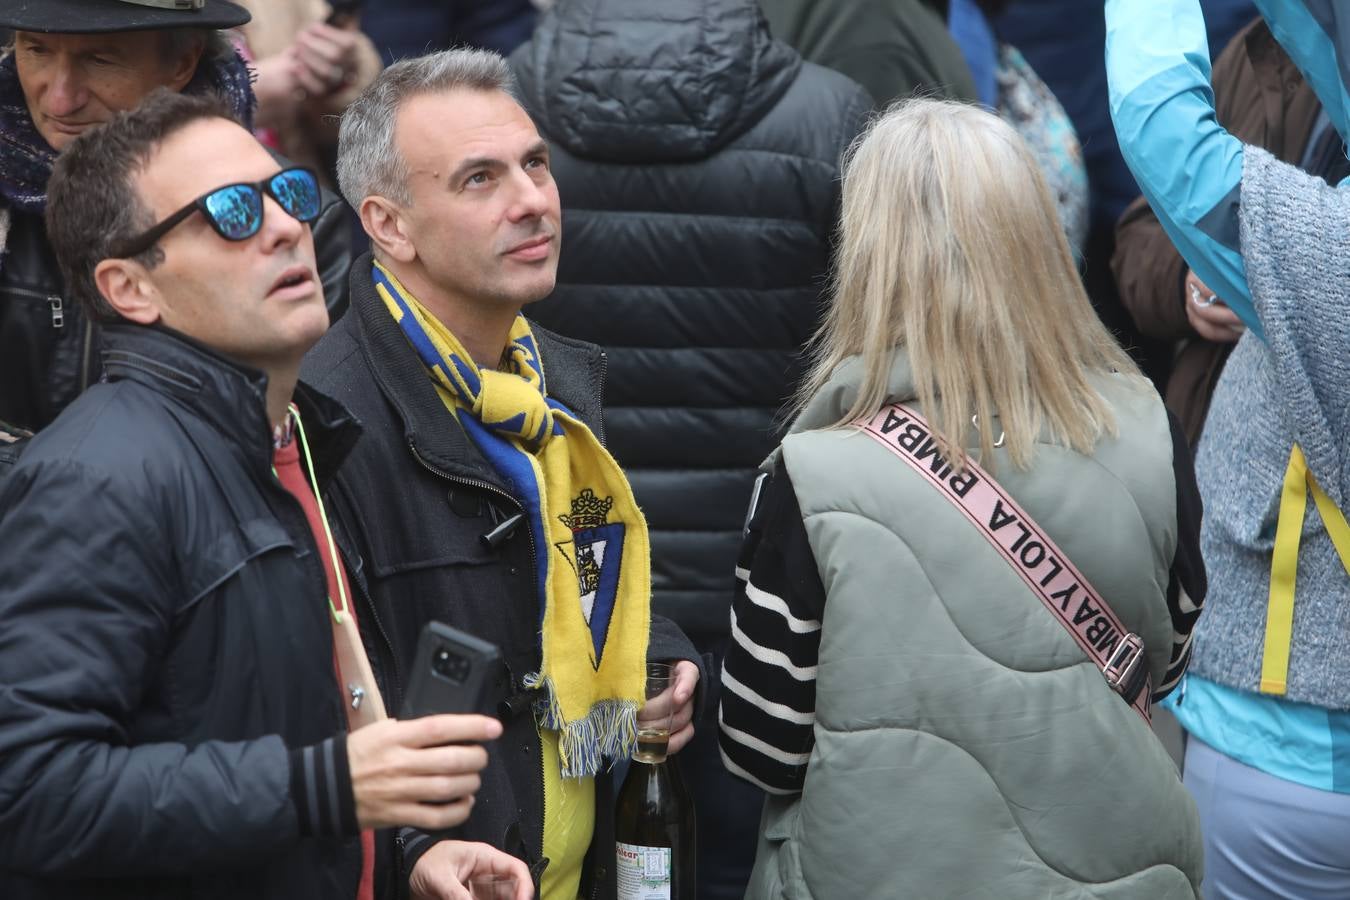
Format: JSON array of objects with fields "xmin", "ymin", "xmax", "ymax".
[{"xmin": 1185, "ymin": 738, "xmax": 1350, "ymax": 899}]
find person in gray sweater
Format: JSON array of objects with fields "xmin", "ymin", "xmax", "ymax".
[{"xmin": 1107, "ymin": 0, "xmax": 1350, "ymax": 894}]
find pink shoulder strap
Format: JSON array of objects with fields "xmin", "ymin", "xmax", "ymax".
[{"xmin": 855, "ymin": 404, "xmax": 1151, "ymax": 723}]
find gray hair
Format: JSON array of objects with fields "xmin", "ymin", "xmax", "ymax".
[{"xmin": 337, "ymin": 49, "xmax": 516, "ymax": 208}]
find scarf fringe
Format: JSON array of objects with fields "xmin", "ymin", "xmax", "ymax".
[{"xmin": 526, "ymin": 673, "xmax": 639, "ymax": 778}]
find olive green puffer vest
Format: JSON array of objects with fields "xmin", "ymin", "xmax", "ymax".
[{"xmin": 745, "ymin": 351, "xmax": 1203, "ymax": 899}]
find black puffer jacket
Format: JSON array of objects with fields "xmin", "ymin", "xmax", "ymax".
[
  {"xmin": 303, "ymin": 257, "xmax": 704, "ymax": 900},
  {"xmin": 0, "ymin": 325, "xmax": 364, "ymax": 900},
  {"xmin": 0, "ymin": 177, "xmax": 352, "ymax": 434},
  {"xmin": 511, "ymin": 0, "xmax": 872, "ymax": 636}
]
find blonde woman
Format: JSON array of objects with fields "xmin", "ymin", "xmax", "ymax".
[{"xmin": 718, "ymin": 100, "xmax": 1205, "ymax": 899}]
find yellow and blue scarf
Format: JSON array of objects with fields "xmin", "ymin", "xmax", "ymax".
[{"xmin": 373, "ymin": 262, "xmax": 650, "ymax": 777}]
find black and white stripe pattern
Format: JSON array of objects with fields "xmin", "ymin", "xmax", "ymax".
[
  {"xmin": 1155, "ymin": 413, "xmax": 1207, "ymax": 702},
  {"xmin": 719, "ymin": 471, "xmax": 826, "ymax": 796},
  {"xmin": 1157, "ymin": 585, "xmax": 1203, "ymax": 700},
  {"xmin": 288, "ymin": 735, "xmax": 359, "ymax": 836}
]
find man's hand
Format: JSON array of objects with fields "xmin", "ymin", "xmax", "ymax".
[
  {"xmin": 1184, "ymin": 269, "xmax": 1245, "ymax": 344},
  {"xmin": 292, "ymin": 22, "xmax": 365, "ymax": 97},
  {"xmin": 637, "ymin": 660, "xmax": 700, "ymax": 755},
  {"xmin": 348, "ymin": 714, "xmax": 501, "ymax": 831},
  {"xmin": 409, "ymin": 840, "xmax": 534, "ymax": 900},
  {"xmin": 250, "ymin": 51, "xmax": 308, "ymax": 117}
]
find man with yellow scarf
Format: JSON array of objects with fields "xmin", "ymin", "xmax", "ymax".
[{"xmin": 303, "ymin": 48, "xmax": 704, "ymax": 900}]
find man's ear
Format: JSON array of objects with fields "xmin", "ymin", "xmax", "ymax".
[
  {"xmin": 94, "ymin": 258, "xmax": 162, "ymax": 325},
  {"xmin": 164, "ymin": 35, "xmax": 205, "ymax": 92},
  {"xmin": 361, "ymin": 196, "xmax": 417, "ymax": 264}
]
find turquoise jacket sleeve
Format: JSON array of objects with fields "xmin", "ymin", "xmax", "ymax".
[
  {"xmin": 1104, "ymin": 0, "xmax": 1261, "ymax": 338},
  {"xmin": 1251, "ymin": 1, "xmax": 1350, "ymax": 145}
]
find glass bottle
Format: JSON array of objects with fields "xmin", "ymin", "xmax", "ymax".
[{"xmin": 614, "ymin": 663, "xmax": 697, "ymax": 900}]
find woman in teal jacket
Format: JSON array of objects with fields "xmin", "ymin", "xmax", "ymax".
[{"xmin": 1108, "ymin": 1, "xmax": 1350, "ymax": 895}]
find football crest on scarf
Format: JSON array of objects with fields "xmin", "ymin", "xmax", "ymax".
[{"xmin": 557, "ymin": 488, "xmax": 624, "ymax": 668}]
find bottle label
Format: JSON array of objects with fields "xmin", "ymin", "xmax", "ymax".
[{"xmin": 616, "ymin": 841, "xmax": 671, "ymax": 900}]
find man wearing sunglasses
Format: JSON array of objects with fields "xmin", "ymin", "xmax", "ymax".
[
  {"xmin": 0, "ymin": 91, "xmax": 531, "ymax": 900},
  {"xmin": 0, "ymin": 0, "xmax": 355, "ymax": 440}
]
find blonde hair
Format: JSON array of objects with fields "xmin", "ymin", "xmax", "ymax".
[{"xmin": 795, "ymin": 99, "xmax": 1142, "ymax": 470}]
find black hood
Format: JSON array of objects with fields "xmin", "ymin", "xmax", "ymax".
[{"xmin": 511, "ymin": 0, "xmax": 801, "ymax": 163}]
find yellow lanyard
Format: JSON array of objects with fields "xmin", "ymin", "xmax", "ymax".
[
  {"xmin": 276, "ymin": 403, "xmax": 351, "ymax": 626},
  {"xmin": 277, "ymin": 405, "xmax": 387, "ymax": 726},
  {"xmin": 1261, "ymin": 444, "xmax": 1350, "ymax": 694}
]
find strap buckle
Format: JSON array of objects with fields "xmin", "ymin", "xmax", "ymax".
[{"xmin": 1102, "ymin": 632, "xmax": 1146, "ymax": 702}]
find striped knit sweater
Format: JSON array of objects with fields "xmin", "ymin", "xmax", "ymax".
[{"xmin": 1188, "ymin": 147, "xmax": 1350, "ymax": 708}]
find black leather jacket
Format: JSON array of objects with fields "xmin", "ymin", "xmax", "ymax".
[
  {"xmin": 0, "ymin": 182, "xmax": 352, "ymax": 434},
  {"xmin": 302, "ymin": 256, "xmax": 704, "ymax": 900},
  {"xmin": 0, "ymin": 324, "xmax": 365, "ymax": 900}
]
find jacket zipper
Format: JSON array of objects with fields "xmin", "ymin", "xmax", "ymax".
[
  {"xmin": 79, "ymin": 317, "xmax": 94, "ymax": 390},
  {"xmin": 407, "ymin": 441, "xmax": 552, "ymax": 871},
  {"xmin": 6, "ymin": 285, "xmax": 65, "ymax": 328},
  {"xmin": 594, "ymin": 351, "xmax": 609, "ymax": 445},
  {"xmin": 6, "ymin": 286, "xmax": 97, "ymax": 391},
  {"xmin": 273, "ymin": 468, "xmax": 405, "ymax": 719},
  {"xmin": 407, "ymin": 442, "xmax": 535, "ymax": 564},
  {"xmin": 350, "ymin": 561, "xmax": 402, "ymax": 707},
  {"xmin": 541, "ymin": 736, "xmax": 551, "ymax": 897}
]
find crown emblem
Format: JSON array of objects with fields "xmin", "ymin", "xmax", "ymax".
[{"xmin": 559, "ymin": 488, "xmax": 614, "ymax": 531}]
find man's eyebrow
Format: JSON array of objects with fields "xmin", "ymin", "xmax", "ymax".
[
  {"xmin": 447, "ymin": 143, "xmax": 550, "ymax": 184},
  {"xmin": 447, "ymin": 156, "xmax": 504, "ymax": 183}
]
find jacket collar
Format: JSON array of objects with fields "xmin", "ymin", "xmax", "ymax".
[
  {"xmin": 790, "ymin": 350, "xmax": 919, "ymax": 434},
  {"xmin": 100, "ymin": 322, "xmax": 360, "ymax": 481},
  {"xmin": 345, "ymin": 253, "xmax": 605, "ymax": 487}
]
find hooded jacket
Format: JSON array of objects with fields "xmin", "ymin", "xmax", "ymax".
[{"xmin": 511, "ymin": 0, "xmax": 872, "ymax": 636}]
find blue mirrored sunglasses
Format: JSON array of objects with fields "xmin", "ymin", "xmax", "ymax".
[{"xmin": 111, "ymin": 167, "xmax": 322, "ymax": 259}]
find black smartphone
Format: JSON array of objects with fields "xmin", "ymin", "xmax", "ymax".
[
  {"xmin": 325, "ymin": 0, "xmax": 364, "ymax": 27},
  {"xmin": 400, "ymin": 622, "xmax": 502, "ymax": 719}
]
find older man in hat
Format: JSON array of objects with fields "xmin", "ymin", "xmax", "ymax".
[{"xmin": 0, "ymin": 0, "xmax": 353, "ymax": 438}]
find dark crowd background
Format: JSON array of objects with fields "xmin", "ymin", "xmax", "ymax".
[
  {"xmin": 344, "ymin": 4, "xmax": 1254, "ymax": 899},
  {"xmin": 0, "ymin": 2, "xmax": 1263, "ymax": 898},
  {"xmin": 339, "ymin": 0, "xmax": 1259, "ymax": 391},
  {"xmin": 228, "ymin": 2, "xmax": 1265, "ymax": 897}
]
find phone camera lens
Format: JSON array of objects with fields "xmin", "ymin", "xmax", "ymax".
[{"xmin": 433, "ymin": 647, "xmax": 468, "ymax": 683}]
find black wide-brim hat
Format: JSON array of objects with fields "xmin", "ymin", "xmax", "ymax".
[{"xmin": 0, "ymin": 0, "xmax": 250, "ymax": 34}]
